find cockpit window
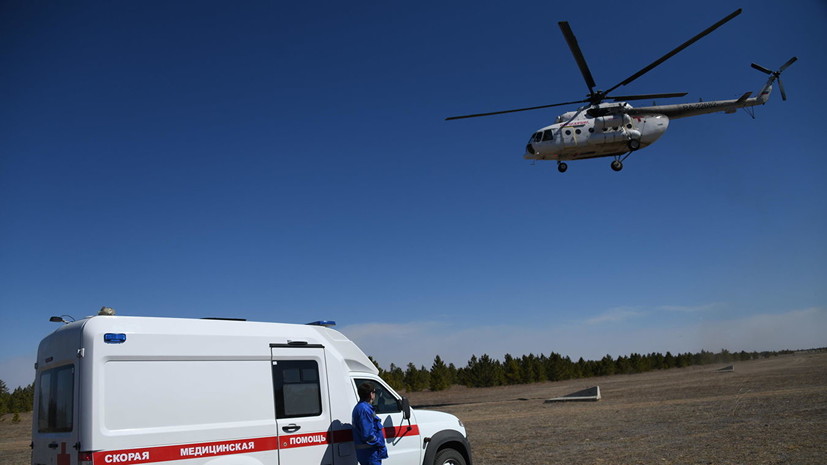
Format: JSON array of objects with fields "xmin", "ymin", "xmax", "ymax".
[
  {"xmin": 542, "ymin": 129, "xmax": 553, "ymax": 141},
  {"xmin": 532, "ymin": 132, "xmax": 542, "ymax": 143}
]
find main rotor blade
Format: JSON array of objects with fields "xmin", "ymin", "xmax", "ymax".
[
  {"xmin": 445, "ymin": 99, "xmax": 587, "ymax": 120},
  {"xmin": 558, "ymin": 21, "xmax": 597, "ymax": 95},
  {"xmin": 611, "ymin": 92, "xmax": 688, "ymax": 102},
  {"xmin": 603, "ymin": 9, "xmax": 742, "ymax": 96}
]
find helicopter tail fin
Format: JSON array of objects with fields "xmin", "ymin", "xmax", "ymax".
[
  {"xmin": 752, "ymin": 57, "xmax": 797, "ymax": 103},
  {"xmin": 725, "ymin": 92, "xmax": 752, "ymax": 113}
]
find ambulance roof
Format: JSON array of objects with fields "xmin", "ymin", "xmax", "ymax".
[{"xmin": 49, "ymin": 315, "xmax": 379, "ymax": 375}]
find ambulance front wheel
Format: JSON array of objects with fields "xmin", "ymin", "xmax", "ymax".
[
  {"xmin": 628, "ymin": 139, "xmax": 641, "ymax": 151},
  {"xmin": 557, "ymin": 162, "xmax": 568, "ymax": 173},
  {"xmin": 611, "ymin": 160, "xmax": 623, "ymax": 172},
  {"xmin": 434, "ymin": 448, "xmax": 467, "ymax": 465}
]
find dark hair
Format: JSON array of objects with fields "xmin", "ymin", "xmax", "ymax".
[{"xmin": 358, "ymin": 382, "xmax": 375, "ymax": 402}]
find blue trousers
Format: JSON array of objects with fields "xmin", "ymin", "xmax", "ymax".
[{"xmin": 356, "ymin": 448, "xmax": 384, "ymax": 465}]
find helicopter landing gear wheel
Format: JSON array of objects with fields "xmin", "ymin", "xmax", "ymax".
[
  {"xmin": 612, "ymin": 151, "xmax": 632, "ymax": 172},
  {"xmin": 627, "ymin": 139, "xmax": 641, "ymax": 151},
  {"xmin": 557, "ymin": 161, "xmax": 568, "ymax": 173}
]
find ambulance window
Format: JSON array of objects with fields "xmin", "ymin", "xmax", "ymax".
[
  {"xmin": 354, "ymin": 378, "xmax": 400, "ymax": 415},
  {"xmin": 37, "ymin": 365, "xmax": 74, "ymax": 433},
  {"xmin": 542, "ymin": 129, "xmax": 553, "ymax": 141},
  {"xmin": 533, "ymin": 132, "xmax": 542, "ymax": 143},
  {"xmin": 273, "ymin": 360, "xmax": 322, "ymax": 419}
]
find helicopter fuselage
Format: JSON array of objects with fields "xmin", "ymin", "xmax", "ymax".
[{"xmin": 523, "ymin": 103, "xmax": 669, "ymax": 162}]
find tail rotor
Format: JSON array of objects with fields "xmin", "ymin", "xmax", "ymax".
[{"xmin": 751, "ymin": 57, "xmax": 797, "ymax": 101}]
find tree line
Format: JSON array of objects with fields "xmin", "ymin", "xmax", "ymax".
[
  {"xmin": 0, "ymin": 348, "xmax": 812, "ymax": 413},
  {"xmin": 372, "ymin": 349, "xmax": 798, "ymax": 392},
  {"xmin": 0, "ymin": 379, "xmax": 34, "ymax": 415}
]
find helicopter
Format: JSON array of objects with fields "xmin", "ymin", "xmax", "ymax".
[{"xmin": 445, "ymin": 9, "xmax": 796, "ymax": 172}]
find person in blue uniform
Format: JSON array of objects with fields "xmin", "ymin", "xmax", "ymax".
[{"xmin": 352, "ymin": 383, "xmax": 388, "ymax": 465}]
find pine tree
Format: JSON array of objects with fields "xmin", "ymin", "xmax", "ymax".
[
  {"xmin": 403, "ymin": 363, "xmax": 429, "ymax": 392},
  {"xmin": 519, "ymin": 354, "xmax": 546, "ymax": 384},
  {"xmin": 664, "ymin": 351, "xmax": 675, "ymax": 369},
  {"xmin": 464, "ymin": 354, "xmax": 504, "ymax": 387},
  {"xmin": 383, "ymin": 364, "xmax": 405, "ymax": 391},
  {"xmin": 502, "ymin": 354, "xmax": 523, "ymax": 385},
  {"xmin": 575, "ymin": 357, "xmax": 590, "ymax": 378},
  {"xmin": 10, "ymin": 384, "xmax": 35, "ymax": 413},
  {"xmin": 615, "ymin": 355, "xmax": 631, "ymax": 374},
  {"xmin": 447, "ymin": 363, "xmax": 458, "ymax": 386},
  {"xmin": 597, "ymin": 355, "xmax": 616, "ymax": 376},
  {"xmin": 418, "ymin": 365, "xmax": 431, "ymax": 391},
  {"xmin": 546, "ymin": 352, "xmax": 574, "ymax": 381},
  {"xmin": 0, "ymin": 379, "xmax": 9, "ymax": 415},
  {"xmin": 429, "ymin": 356, "xmax": 452, "ymax": 391}
]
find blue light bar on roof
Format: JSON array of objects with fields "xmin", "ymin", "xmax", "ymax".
[
  {"xmin": 104, "ymin": 333, "xmax": 127, "ymax": 344},
  {"xmin": 306, "ymin": 321, "xmax": 336, "ymax": 327}
]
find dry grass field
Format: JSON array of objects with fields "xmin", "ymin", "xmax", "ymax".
[
  {"xmin": 2, "ymin": 352, "xmax": 824, "ymax": 464},
  {"xmin": 0, "ymin": 411, "xmax": 30, "ymax": 465},
  {"xmin": 407, "ymin": 351, "xmax": 827, "ymax": 464}
]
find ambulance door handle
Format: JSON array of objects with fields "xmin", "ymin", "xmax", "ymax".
[
  {"xmin": 282, "ymin": 424, "xmax": 301, "ymax": 433},
  {"xmin": 48, "ymin": 442, "xmax": 59, "ymax": 449}
]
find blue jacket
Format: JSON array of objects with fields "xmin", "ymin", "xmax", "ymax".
[{"xmin": 352, "ymin": 401, "xmax": 388, "ymax": 461}]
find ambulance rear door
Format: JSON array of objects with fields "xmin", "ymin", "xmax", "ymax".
[
  {"xmin": 271, "ymin": 344, "xmax": 334, "ymax": 465},
  {"xmin": 32, "ymin": 325, "xmax": 82, "ymax": 465}
]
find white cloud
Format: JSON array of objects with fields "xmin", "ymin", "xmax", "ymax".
[
  {"xmin": 585, "ymin": 306, "xmax": 647, "ymax": 325},
  {"xmin": 584, "ymin": 302, "xmax": 723, "ymax": 326},
  {"xmin": 658, "ymin": 302, "xmax": 723, "ymax": 313}
]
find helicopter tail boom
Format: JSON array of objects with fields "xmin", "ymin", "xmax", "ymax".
[{"xmin": 627, "ymin": 57, "xmax": 797, "ymax": 119}]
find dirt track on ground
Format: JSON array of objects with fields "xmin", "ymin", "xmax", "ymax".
[
  {"xmin": 407, "ymin": 352, "xmax": 827, "ymax": 464},
  {"xmin": 3, "ymin": 352, "xmax": 825, "ymax": 464}
]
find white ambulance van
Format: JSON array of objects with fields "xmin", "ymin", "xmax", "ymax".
[{"xmin": 32, "ymin": 313, "xmax": 471, "ymax": 465}]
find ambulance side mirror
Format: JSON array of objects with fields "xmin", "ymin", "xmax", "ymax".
[{"xmin": 399, "ymin": 397, "xmax": 411, "ymax": 420}]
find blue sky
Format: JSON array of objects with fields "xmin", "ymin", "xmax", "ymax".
[{"xmin": 2, "ymin": 1, "xmax": 826, "ymax": 389}]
